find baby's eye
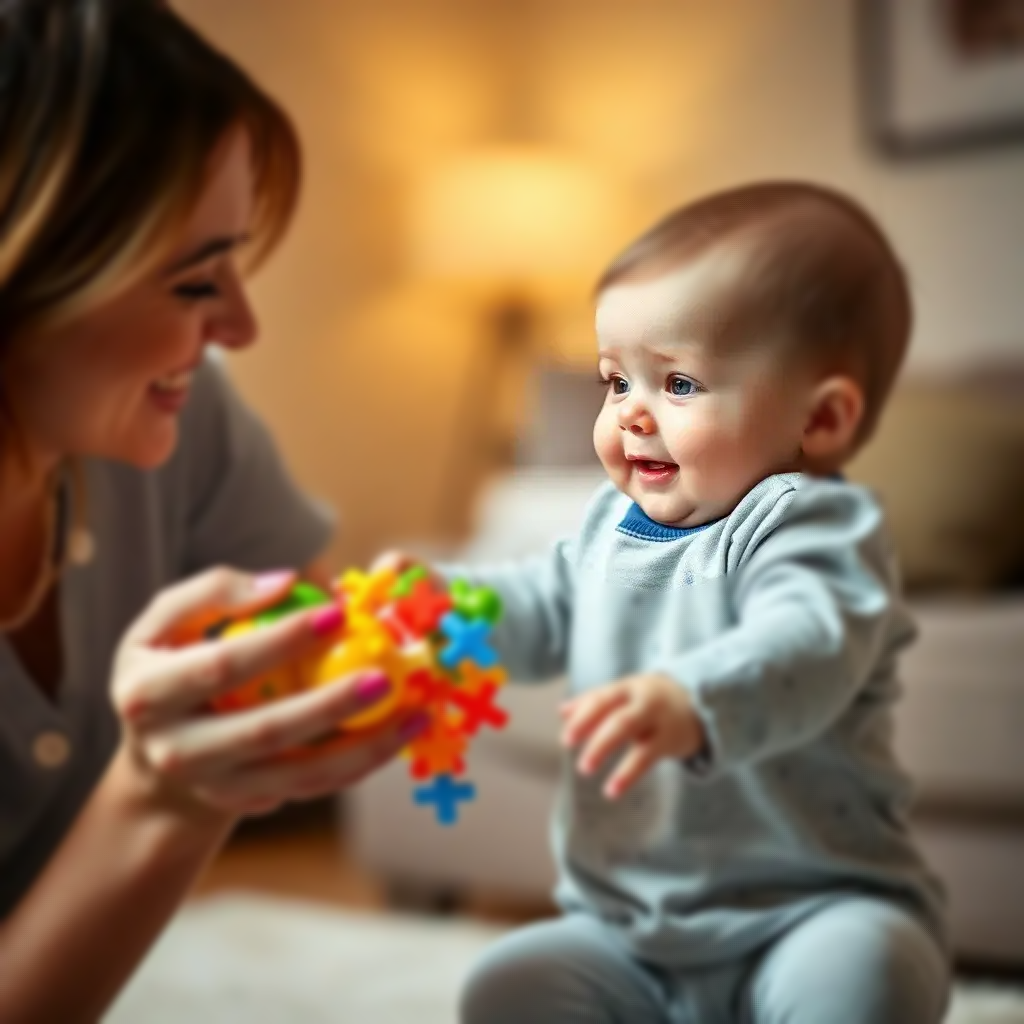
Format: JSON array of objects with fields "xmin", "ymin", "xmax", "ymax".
[
  {"xmin": 608, "ymin": 375, "xmax": 630, "ymax": 396},
  {"xmin": 668, "ymin": 375, "xmax": 699, "ymax": 397}
]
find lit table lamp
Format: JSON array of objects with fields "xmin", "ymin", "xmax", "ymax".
[{"xmin": 410, "ymin": 145, "xmax": 621, "ymax": 500}]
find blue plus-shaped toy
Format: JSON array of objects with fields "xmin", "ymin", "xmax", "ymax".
[
  {"xmin": 413, "ymin": 774, "xmax": 477, "ymax": 825},
  {"xmin": 438, "ymin": 612, "xmax": 498, "ymax": 669}
]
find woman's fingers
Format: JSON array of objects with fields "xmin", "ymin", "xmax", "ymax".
[
  {"xmin": 125, "ymin": 566, "xmax": 297, "ymax": 647},
  {"xmin": 560, "ymin": 688, "xmax": 629, "ymax": 750},
  {"xmin": 193, "ymin": 712, "xmax": 427, "ymax": 815},
  {"xmin": 369, "ymin": 550, "xmax": 419, "ymax": 576},
  {"xmin": 117, "ymin": 603, "xmax": 343, "ymax": 726},
  {"xmin": 370, "ymin": 550, "xmax": 446, "ymax": 592},
  {"xmin": 140, "ymin": 669, "xmax": 394, "ymax": 780}
]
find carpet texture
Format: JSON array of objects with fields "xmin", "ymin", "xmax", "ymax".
[{"xmin": 106, "ymin": 894, "xmax": 1024, "ymax": 1023}]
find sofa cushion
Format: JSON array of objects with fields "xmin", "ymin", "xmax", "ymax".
[{"xmin": 847, "ymin": 381, "xmax": 1024, "ymax": 592}]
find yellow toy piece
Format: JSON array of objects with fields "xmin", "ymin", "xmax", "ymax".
[{"xmin": 336, "ymin": 568, "xmax": 399, "ymax": 617}]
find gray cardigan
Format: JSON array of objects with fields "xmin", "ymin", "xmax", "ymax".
[{"xmin": 0, "ymin": 358, "xmax": 332, "ymax": 918}]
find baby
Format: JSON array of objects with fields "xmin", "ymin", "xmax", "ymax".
[{"xmin": 400, "ymin": 182, "xmax": 950, "ymax": 1023}]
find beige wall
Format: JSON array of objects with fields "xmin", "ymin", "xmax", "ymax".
[{"xmin": 175, "ymin": 0, "xmax": 1024, "ymax": 566}]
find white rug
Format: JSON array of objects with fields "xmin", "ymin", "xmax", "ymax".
[{"xmin": 107, "ymin": 894, "xmax": 1024, "ymax": 1023}]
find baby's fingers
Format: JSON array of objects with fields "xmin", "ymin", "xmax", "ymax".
[
  {"xmin": 604, "ymin": 740, "xmax": 659, "ymax": 800},
  {"xmin": 560, "ymin": 689, "xmax": 629, "ymax": 750},
  {"xmin": 576, "ymin": 706, "xmax": 644, "ymax": 777}
]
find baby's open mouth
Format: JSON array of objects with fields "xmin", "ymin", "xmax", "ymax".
[{"xmin": 629, "ymin": 457, "xmax": 679, "ymax": 483}]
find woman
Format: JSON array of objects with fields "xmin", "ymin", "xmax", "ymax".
[{"xmin": 0, "ymin": 2, "xmax": 424, "ymax": 1019}]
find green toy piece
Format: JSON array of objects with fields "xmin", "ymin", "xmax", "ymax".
[
  {"xmin": 391, "ymin": 564, "xmax": 430, "ymax": 599},
  {"xmin": 450, "ymin": 579, "xmax": 503, "ymax": 624},
  {"xmin": 255, "ymin": 581, "xmax": 331, "ymax": 625}
]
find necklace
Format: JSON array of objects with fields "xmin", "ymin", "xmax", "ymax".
[{"xmin": 0, "ymin": 460, "xmax": 94, "ymax": 634}]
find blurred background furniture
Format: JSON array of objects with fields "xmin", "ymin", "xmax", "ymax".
[
  {"xmin": 177, "ymin": 0, "xmax": 1024, "ymax": 570},
  {"xmin": 347, "ymin": 366, "xmax": 1024, "ymax": 968}
]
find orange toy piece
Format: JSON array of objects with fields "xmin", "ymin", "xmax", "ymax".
[
  {"xmin": 337, "ymin": 568, "xmax": 399, "ymax": 616},
  {"xmin": 404, "ymin": 666, "xmax": 455, "ymax": 711},
  {"xmin": 209, "ymin": 621, "xmax": 301, "ymax": 711},
  {"xmin": 454, "ymin": 659, "xmax": 508, "ymax": 694},
  {"xmin": 408, "ymin": 721, "xmax": 468, "ymax": 779}
]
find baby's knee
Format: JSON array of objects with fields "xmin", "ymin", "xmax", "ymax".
[
  {"xmin": 460, "ymin": 943, "xmax": 530, "ymax": 1024},
  {"xmin": 460, "ymin": 918, "xmax": 652, "ymax": 1024},
  {"xmin": 749, "ymin": 900, "xmax": 949, "ymax": 1024},
  {"xmin": 459, "ymin": 931, "xmax": 572, "ymax": 1024}
]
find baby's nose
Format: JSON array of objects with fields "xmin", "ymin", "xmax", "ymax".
[{"xmin": 619, "ymin": 404, "xmax": 656, "ymax": 435}]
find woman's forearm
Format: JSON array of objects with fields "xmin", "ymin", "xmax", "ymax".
[{"xmin": 0, "ymin": 746, "xmax": 234, "ymax": 1024}]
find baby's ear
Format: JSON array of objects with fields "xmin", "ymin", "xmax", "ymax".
[{"xmin": 801, "ymin": 375, "xmax": 865, "ymax": 467}]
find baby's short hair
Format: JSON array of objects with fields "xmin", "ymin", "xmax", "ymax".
[{"xmin": 597, "ymin": 181, "xmax": 911, "ymax": 445}]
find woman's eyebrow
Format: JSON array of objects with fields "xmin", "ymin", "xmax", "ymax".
[{"xmin": 165, "ymin": 233, "xmax": 249, "ymax": 275}]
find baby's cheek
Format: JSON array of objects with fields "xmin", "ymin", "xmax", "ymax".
[{"xmin": 593, "ymin": 412, "xmax": 624, "ymax": 476}]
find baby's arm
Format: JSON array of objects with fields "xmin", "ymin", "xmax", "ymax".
[
  {"xmin": 659, "ymin": 484, "xmax": 902, "ymax": 777},
  {"xmin": 376, "ymin": 542, "xmax": 576, "ymax": 684}
]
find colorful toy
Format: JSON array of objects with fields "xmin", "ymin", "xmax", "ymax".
[{"xmin": 210, "ymin": 567, "xmax": 508, "ymax": 825}]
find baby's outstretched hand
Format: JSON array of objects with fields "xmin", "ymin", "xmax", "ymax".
[{"xmin": 560, "ymin": 674, "xmax": 706, "ymax": 800}]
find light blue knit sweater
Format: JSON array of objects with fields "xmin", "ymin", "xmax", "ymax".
[{"xmin": 448, "ymin": 472, "xmax": 945, "ymax": 968}]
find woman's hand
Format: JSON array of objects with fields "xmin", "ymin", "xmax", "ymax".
[{"xmin": 112, "ymin": 566, "xmax": 427, "ymax": 820}]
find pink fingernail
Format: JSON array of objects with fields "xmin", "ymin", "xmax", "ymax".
[
  {"xmin": 309, "ymin": 604, "xmax": 343, "ymax": 637},
  {"xmin": 355, "ymin": 672, "xmax": 391, "ymax": 705},
  {"xmin": 399, "ymin": 712, "xmax": 431, "ymax": 742},
  {"xmin": 252, "ymin": 570, "xmax": 295, "ymax": 596}
]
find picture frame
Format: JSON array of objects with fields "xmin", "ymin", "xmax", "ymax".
[{"xmin": 859, "ymin": 0, "xmax": 1024, "ymax": 156}]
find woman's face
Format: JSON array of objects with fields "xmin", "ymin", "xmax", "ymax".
[{"xmin": 4, "ymin": 129, "xmax": 259, "ymax": 471}]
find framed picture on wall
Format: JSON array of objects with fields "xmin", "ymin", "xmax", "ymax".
[{"xmin": 859, "ymin": 0, "xmax": 1024, "ymax": 155}]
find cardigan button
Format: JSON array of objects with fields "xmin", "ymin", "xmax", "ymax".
[{"xmin": 33, "ymin": 731, "xmax": 71, "ymax": 769}]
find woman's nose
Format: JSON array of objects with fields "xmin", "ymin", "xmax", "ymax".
[
  {"xmin": 617, "ymin": 396, "xmax": 656, "ymax": 435},
  {"xmin": 209, "ymin": 274, "xmax": 258, "ymax": 351}
]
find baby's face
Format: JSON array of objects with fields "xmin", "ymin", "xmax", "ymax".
[{"xmin": 593, "ymin": 252, "xmax": 814, "ymax": 528}]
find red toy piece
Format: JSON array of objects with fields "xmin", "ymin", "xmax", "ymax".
[{"xmin": 393, "ymin": 578, "xmax": 453, "ymax": 635}]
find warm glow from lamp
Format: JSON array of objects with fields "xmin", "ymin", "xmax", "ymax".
[{"xmin": 410, "ymin": 145, "xmax": 622, "ymax": 302}]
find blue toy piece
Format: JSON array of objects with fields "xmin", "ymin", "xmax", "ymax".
[
  {"xmin": 438, "ymin": 612, "xmax": 498, "ymax": 670},
  {"xmin": 413, "ymin": 773, "xmax": 477, "ymax": 825}
]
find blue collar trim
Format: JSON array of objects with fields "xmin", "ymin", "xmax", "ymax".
[{"xmin": 615, "ymin": 502, "xmax": 719, "ymax": 542}]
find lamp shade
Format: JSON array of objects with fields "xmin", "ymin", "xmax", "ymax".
[{"xmin": 410, "ymin": 145, "xmax": 621, "ymax": 300}]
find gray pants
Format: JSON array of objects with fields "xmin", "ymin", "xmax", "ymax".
[{"xmin": 460, "ymin": 898, "xmax": 949, "ymax": 1024}]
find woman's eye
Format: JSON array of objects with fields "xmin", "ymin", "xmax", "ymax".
[
  {"xmin": 174, "ymin": 281, "xmax": 220, "ymax": 302},
  {"xmin": 668, "ymin": 375, "xmax": 699, "ymax": 397}
]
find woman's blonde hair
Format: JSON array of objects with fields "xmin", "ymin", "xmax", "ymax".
[{"xmin": 0, "ymin": 0, "xmax": 301, "ymax": 337}]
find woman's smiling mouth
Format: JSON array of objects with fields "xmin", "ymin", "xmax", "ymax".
[{"xmin": 149, "ymin": 367, "xmax": 195, "ymax": 413}]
